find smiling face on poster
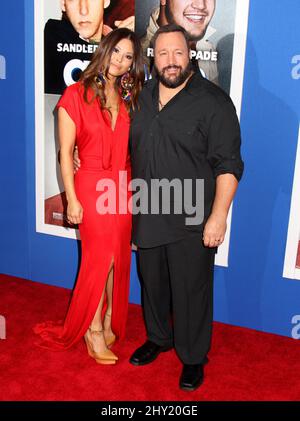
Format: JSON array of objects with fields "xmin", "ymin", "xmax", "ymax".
[
  {"xmin": 138, "ymin": 0, "xmax": 241, "ymax": 92},
  {"xmin": 164, "ymin": 0, "xmax": 216, "ymax": 41}
]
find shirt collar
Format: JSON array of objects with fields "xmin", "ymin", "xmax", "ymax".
[
  {"xmin": 203, "ymin": 25, "xmax": 216, "ymax": 40},
  {"xmin": 184, "ymin": 71, "xmax": 205, "ymax": 95},
  {"xmin": 151, "ymin": 71, "xmax": 204, "ymax": 102}
]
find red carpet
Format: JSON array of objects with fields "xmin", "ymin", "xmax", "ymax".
[{"xmin": 0, "ymin": 273, "xmax": 300, "ymax": 401}]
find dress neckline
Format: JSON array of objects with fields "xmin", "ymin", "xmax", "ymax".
[{"xmin": 98, "ymin": 97, "xmax": 123, "ymax": 133}]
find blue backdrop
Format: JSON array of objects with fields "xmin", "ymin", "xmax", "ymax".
[{"xmin": 0, "ymin": 0, "xmax": 299, "ymax": 338}]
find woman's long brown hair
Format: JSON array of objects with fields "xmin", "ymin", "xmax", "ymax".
[{"xmin": 80, "ymin": 28, "xmax": 145, "ymax": 112}]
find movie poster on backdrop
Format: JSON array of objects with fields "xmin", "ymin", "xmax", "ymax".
[
  {"xmin": 283, "ymin": 125, "xmax": 300, "ymax": 280},
  {"xmin": 35, "ymin": 0, "xmax": 249, "ymax": 267},
  {"xmin": 34, "ymin": 0, "xmax": 135, "ymax": 240}
]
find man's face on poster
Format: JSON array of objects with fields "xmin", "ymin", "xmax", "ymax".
[
  {"xmin": 165, "ymin": 0, "xmax": 216, "ymax": 41},
  {"xmin": 61, "ymin": 0, "xmax": 110, "ymax": 41}
]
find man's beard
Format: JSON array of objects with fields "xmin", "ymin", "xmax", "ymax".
[{"xmin": 154, "ymin": 62, "xmax": 193, "ymax": 89}]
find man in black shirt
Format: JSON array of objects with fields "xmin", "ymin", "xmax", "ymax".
[{"xmin": 129, "ymin": 24, "xmax": 244, "ymax": 391}]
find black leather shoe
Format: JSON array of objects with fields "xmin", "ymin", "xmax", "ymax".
[
  {"xmin": 129, "ymin": 340, "xmax": 172, "ymax": 366},
  {"xmin": 179, "ymin": 364, "xmax": 204, "ymax": 391}
]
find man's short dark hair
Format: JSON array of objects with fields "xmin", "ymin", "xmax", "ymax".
[{"xmin": 151, "ymin": 24, "xmax": 191, "ymax": 51}]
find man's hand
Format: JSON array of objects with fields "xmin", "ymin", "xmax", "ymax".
[
  {"xmin": 203, "ymin": 174, "xmax": 238, "ymax": 248},
  {"xmin": 114, "ymin": 16, "xmax": 135, "ymax": 31},
  {"xmin": 102, "ymin": 16, "xmax": 135, "ymax": 36},
  {"xmin": 73, "ymin": 146, "xmax": 81, "ymax": 173},
  {"xmin": 67, "ymin": 198, "xmax": 83, "ymax": 225},
  {"xmin": 203, "ymin": 213, "xmax": 227, "ymax": 248},
  {"xmin": 102, "ymin": 24, "xmax": 113, "ymax": 36}
]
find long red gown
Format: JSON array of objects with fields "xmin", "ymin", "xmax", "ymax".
[{"xmin": 34, "ymin": 82, "xmax": 132, "ymax": 350}]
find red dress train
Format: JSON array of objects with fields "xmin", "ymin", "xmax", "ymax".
[{"xmin": 34, "ymin": 83, "xmax": 132, "ymax": 350}]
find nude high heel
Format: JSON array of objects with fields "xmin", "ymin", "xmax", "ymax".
[
  {"xmin": 84, "ymin": 327, "xmax": 118, "ymax": 365},
  {"xmin": 103, "ymin": 313, "xmax": 116, "ymax": 348}
]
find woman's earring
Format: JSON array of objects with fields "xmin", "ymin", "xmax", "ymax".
[{"xmin": 120, "ymin": 71, "xmax": 134, "ymax": 102}]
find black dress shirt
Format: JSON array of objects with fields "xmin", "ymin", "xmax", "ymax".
[{"xmin": 129, "ymin": 71, "xmax": 244, "ymax": 248}]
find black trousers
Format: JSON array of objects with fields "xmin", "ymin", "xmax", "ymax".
[{"xmin": 137, "ymin": 235, "xmax": 215, "ymax": 364}]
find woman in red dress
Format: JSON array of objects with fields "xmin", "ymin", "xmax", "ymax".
[{"xmin": 34, "ymin": 28, "xmax": 144, "ymax": 364}]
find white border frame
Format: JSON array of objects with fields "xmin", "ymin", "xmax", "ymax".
[
  {"xmin": 215, "ymin": 0, "xmax": 250, "ymax": 266},
  {"xmin": 283, "ymin": 124, "xmax": 300, "ymax": 280},
  {"xmin": 34, "ymin": 0, "xmax": 251, "ymax": 259}
]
